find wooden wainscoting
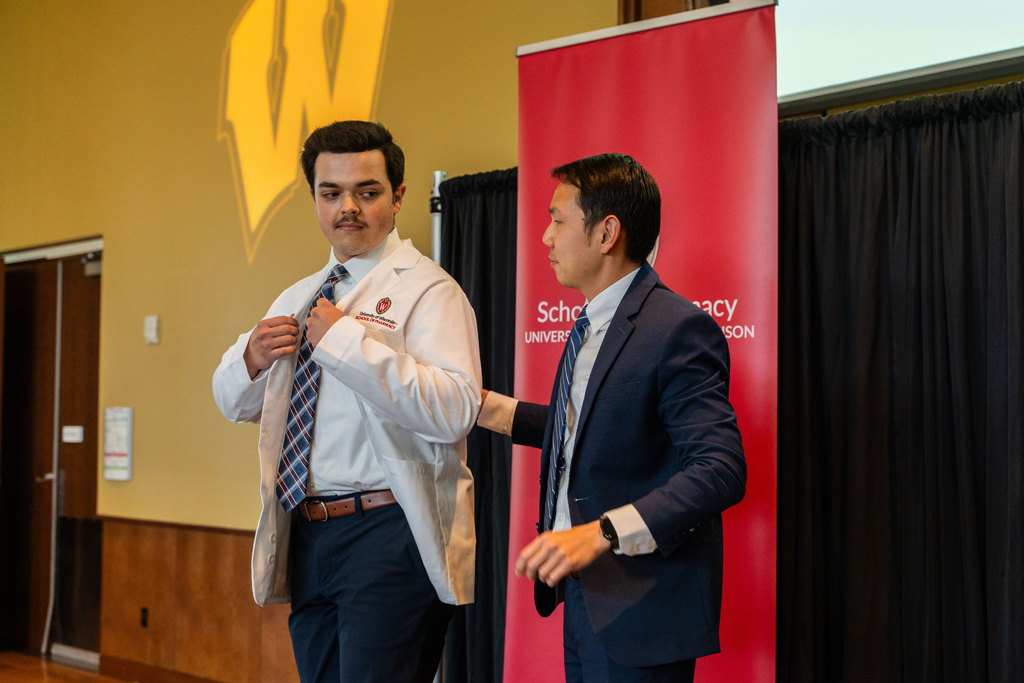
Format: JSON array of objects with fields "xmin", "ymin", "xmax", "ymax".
[{"xmin": 99, "ymin": 518, "xmax": 298, "ymax": 683}]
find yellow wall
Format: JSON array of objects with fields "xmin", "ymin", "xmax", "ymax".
[{"xmin": 0, "ymin": 0, "xmax": 616, "ymax": 529}]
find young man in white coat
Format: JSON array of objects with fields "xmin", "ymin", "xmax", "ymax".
[{"xmin": 212, "ymin": 121, "xmax": 481, "ymax": 683}]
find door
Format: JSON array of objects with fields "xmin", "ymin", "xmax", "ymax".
[
  {"xmin": 0, "ymin": 258, "xmax": 59, "ymax": 650},
  {"xmin": 51, "ymin": 254, "xmax": 103, "ymax": 654},
  {"xmin": 0, "ymin": 248, "xmax": 103, "ymax": 655}
]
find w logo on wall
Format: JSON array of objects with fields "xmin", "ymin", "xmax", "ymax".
[{"xmin": 218, "ymin": 0, "xmax": 392, "ymax": 262}]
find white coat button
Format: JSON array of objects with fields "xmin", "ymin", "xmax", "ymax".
[
  {"xmin": 270, "ymin": 534, "xmax": 277, "ymax": 543},
  {"xmin": 268, "ymin": 554, "xmax": 275, "ymax": 564}
]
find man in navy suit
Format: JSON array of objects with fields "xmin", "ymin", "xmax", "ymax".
[{"xmin": 479, "ymin": 154, "xmax": 746, "ymax": 682}]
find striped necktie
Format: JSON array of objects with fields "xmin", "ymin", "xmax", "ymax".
[
  {"xmin": 544, "ymin": 306, "xmax": 590, "ymax": 531},
  {"xmin": 276, "ymin": 264, "xmax": 348, "ymax": 512}
]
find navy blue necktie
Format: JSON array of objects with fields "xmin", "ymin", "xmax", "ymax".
[
  {"xmin": 544, "ymin": 306, "xmax": 590, "ymax": 530},
  {"xmin": 276, "ymin": 265, "xmax": 348, "ymax": 512}
]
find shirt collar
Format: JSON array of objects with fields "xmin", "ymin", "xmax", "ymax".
[
  {"xmin": 327, "ymin": 228, "xmax": 401, "ymax": 284},
  {"xmin": 584, "ymin": 267, "xmax": 642, "ymax": 331}
]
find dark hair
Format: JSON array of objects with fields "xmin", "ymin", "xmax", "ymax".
[
  {"xmin": 301, "ymin": 120, "xmax": 404, "ymax": 192},
  {"xmin": 551, "ymin": 153, "xmax": 660, "ymax": 264}
]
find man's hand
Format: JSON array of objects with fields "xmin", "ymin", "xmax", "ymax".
[
  {"xmin": 515, "ymin": 520, "xmax": 612, "ymax": 587},
  {"xmin": 305, "ymin": 298, "xmax": 344, "ymax": 347},
  {"xmin": 243, "ymin": 315, "xmax": 299, "ymax": 380}
]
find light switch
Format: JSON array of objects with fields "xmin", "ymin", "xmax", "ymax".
[
  {"xmin": 62, "ymin": 426, "xmax": 85, "ymax": 443},
  {"xmin": 144, "ymin": 315, "xmax": 160, "ymax": 344}
]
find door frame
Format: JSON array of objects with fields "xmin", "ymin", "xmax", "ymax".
[{"xmin": 2, "ymin": 236, "xmax": 103, "ymax": 655}]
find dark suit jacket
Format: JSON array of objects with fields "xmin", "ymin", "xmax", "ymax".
[{"xmin": 513, "ymin": 263, "xmax": 746, "ymax": 667}]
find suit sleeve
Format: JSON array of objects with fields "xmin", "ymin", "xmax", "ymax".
[
  {"xmin": 476, "ymin": 392, "xmax": 547, "ymax": 448},
  {"xmin": 631, "ymin": 310, "xmax": 747, "ymax": 557},
  {"xmin": 511, "ymin": 401, "xmax": 548, "ymax": 448},
  {"xmin": 311, "ymin": 277, "xmax": 482, "ymax": 444}
]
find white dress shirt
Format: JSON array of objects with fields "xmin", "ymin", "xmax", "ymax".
[
  {"xmin": 479, "ymin": 268, "xmax": 658, "ymax": 556},
  {"xmin": 253, "ymin": 230, "xmax": 401, "ymax": 496},
  {"xmin": 305, "ymin": 230, "xmax": 402, "ymax": 495}
]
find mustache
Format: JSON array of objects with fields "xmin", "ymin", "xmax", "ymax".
[{"xmin": 334, "ymin": 217, "xmax": 367, "ymax": 228}]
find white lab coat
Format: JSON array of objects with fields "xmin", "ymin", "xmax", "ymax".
[{"xmin": 212, "ymin": 240, "xmax": 481, "ymax": 606}]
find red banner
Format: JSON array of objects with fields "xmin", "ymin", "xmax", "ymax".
[{"xmin": 507, "ymin": 5, "xmax": 777, "ymax": 681}]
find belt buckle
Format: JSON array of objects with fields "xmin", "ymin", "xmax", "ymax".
[{"xmin": 314, "ymin": 500, "xmax": 329, "ymax": 522}]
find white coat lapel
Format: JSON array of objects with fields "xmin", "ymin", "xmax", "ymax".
[
  {"xmin": 296, "ymin": 260, "xmax": 336, "ymax": 320},
  {"xmin": 336, "ymin": 240, "xmax": 421, "ymax": 312},
  {"xmin": 261, "ymin": 261, "xmax": 336, "ymax": 459}
]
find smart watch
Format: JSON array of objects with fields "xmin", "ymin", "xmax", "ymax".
[{"xmin": 598, "ymin": 514, "xmax": 619, "ymax": 551}]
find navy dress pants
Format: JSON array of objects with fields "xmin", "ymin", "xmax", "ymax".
[
  {"xmin": 563, "ymin": 577, "xmax": 696, "ymax": 683},
  {"xmin": 288, "ymin": 498, "xmax": 454, "ymax": 683}
]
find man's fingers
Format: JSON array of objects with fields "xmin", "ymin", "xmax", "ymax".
[
  {"xmin": 244, "ymin": 314, "xmax": 304, "ymax": 378},
  {"xmin": 522, "ymin": 533, "xmax": 546, "ymax": 555},
  {"xmin": 515, "ymin": 536, "xmax": 544, "ymax": 578},
  {"xmin": 308, "ymin": 299, "xmax": 327, "ymax": 316},
  {"xmin": 263, "ymin": 323, "xmax": 299, "ymax": 338},
  {"xmin": 310, "ymin": 298, "xmax": 341, "ymax": 319},
  {"xmin": 520, "ymin": 534, "xmax": 549, "ymax": 562},
  {"xmin": 517, "ymin": 533, "xmax": 570, "ymax": 583},
  {"xmin": 257, "ymin": 325, "xmax": 298, "ymax": 341},
  {"xmin": 255, "ymin": 331, "xmax": 297, "ymax": 355},
  {"xmin": 516, "ymin": 526, "xmax": 606, "ymax": 585},
  {"xmin": 537, "ymin": 555, "xmax": 569, "ymax": 587},
  {"xmin": 262, "ymin": 315, "xmax": 299, "ymax": 328},
  {"xmin": 267, "ymin": 345, "xmax": 297, "ymax": 359},
  {"xmin": 524, "ymin": 547, "xmax": 551, "ymax": 581},
  {"xmin": 262, "ymin": 332, "xmax": 298, "ymax": 348},
  {"xmin": 533, "ymin": 538, "xmax": 571, "ymax": 585}
]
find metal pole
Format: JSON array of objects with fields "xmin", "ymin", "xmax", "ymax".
[
  {"xmin": 430, "ymin": 170, "xmax": 447, "ymax": 263},
  {"xmin": 41, "ymin": 259, "xmax": 64, "ymax": 655},
  {"xmin": 430, "ymin": 170, "xmax": 448, "ymax": 677}
]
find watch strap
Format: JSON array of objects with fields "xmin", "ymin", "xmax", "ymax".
[{"xmin": 599, "ymin": 514, "xmax": 619, "ymax": 551}]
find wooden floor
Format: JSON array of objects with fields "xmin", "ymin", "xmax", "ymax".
[{"xmin": 0, "ymin": 652, "xmax": 123, "ymax": 683}]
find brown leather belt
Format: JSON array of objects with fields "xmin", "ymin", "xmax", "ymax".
[{"xmin": 297, "ymin": 490, "xmax": 397, "ymax": 522}]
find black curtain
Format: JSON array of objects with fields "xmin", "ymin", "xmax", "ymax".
[
  {"xmin": 438, "ymin": 168, "xmax": 517, "ymax": 683},
  {"xmin": 778, "ymin": 83, "xmax": 1024, "ymax": 682}
]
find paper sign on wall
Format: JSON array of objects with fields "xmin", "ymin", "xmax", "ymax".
[{"xmin": 103, "ymin": 407, "xmax": 133, "ymax": 481}]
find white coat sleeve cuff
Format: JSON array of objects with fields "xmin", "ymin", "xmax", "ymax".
[
  {"xmin": 477, "ymin": 392, "xmax": 518, "ymax": 436},
  {"xmin": 246, "ymin": 354, "xmax": 271, "ymax": 383},
  {"xmin": 212, "ymin": 329, "xmax": 269, "ymax": 423},
  {"xmin": 233, "ymin": 354, "xmax": 265, "ymax": 384},
  {"xmin": 225, "ymin": 337, "xmax": 267, "ymax": 384},
  {"xmin": 605, "ymin": 504, "xmax": 658, "ymax": 556}
]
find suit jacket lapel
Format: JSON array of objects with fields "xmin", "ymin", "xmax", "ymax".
[
  {"xmin": 536, "ymin": 264, "xmax": 660, "ymax": 524},
  {"xmin": 573, "ymin": 263, "xmax": 659, "ymax": 448}
]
